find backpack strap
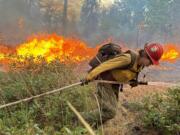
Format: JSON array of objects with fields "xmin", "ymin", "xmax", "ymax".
[
  {"xmin": 125, "ymin": 50, "xmax": 137, "ymax": 69},
  {"xmin": 127, "ymin": 50, "xmax": 145, "ymax": 82},
  {"xmin": 116, "ymin": 50, "xmax": 137, "ymax": 70},
  {"xmin": 116, "ymin": 50, "xmax": 140, "ymax": 82}
]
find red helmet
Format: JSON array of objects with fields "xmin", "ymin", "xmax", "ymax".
[{"xmin": 144, "ymin": 43, "xmax": 164, "ymax": 65}]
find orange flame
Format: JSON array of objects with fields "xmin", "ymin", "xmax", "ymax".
[
  {"xmin": 1, "ymin": 34, "xmax": 180, "ymax": 70},
  {"xmin": 0, "ymin": 34, "xmax": 99, "ymax": 65},
  {"xmin": 161, "ymin": 44, "xmax": 180, "ymax": 63}
]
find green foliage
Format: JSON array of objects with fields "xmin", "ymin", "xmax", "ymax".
[
  {"xmin": 139, "ymin": 87, "xmax": 180, "ymax": 135},
  {"xmin": 0, "ymin": 58, "xmax": 96, "ymax": 134}
]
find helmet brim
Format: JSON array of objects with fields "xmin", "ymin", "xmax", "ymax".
[{"xmin": 149, "ymin": 57, "xmax": 159, "ymax": 65}]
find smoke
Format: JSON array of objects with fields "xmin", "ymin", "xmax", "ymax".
[
  {"xmin": 0, "ymin": 0, "xmax": 180, "ymax": 82},
  {"xmin": 0, "ymin": 0, "xmax": 43, "ymax": 44}
]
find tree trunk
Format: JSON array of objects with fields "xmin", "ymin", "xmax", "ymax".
[{"xmin": 62, "ymin": 0, "xmax": 68, "ymax": 36}]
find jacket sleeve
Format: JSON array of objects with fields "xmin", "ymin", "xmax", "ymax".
[{"xmin": 86, "ymin": 54, "xmax": 131, "ymax": 81}]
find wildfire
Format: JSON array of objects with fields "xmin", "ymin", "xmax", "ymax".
[
  {"xmin": 0, "ymin": 34, "xmax": 180, "ymax": 69},
  {"xmin": 161, "ymin": 44, "xmax": 180, "ymax": 62},
  {"xmin": 0, "ymin": 34, "xmax": 99, "ymax": 65}
]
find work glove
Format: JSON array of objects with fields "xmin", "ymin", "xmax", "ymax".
[
  {"xmin": 80, "ymin": 78, "xmax": 90, "ymax": 86},
  {"xmin": 129, "ymin": 80, "xmax": 139, "ymax": 88}
]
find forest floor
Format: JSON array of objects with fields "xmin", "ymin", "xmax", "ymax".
[{"xmin": 102, "ymin": 84, "xmax": 170, "ymax": 135}]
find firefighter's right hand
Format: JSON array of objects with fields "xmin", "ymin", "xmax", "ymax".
[{"xmin": 80, "ymin": 78, "xmax": 90, "ymax": 86}]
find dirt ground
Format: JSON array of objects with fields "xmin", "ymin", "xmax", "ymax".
[{"xmin": 102, "ymin": 84, "xmax": 171, "ymax": 135}]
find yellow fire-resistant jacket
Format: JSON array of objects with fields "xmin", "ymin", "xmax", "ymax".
[{"xmin": 86, "ymin": 52, "xmax": 144, "ymax": 83}]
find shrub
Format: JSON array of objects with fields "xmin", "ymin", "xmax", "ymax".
[
  {"xmin": 0, "ymin": 57, "xmax": 96, "ymax": 134},
  {"xmin": 139, "ymin": 87, "xmax": 180, "ymax": 135}
]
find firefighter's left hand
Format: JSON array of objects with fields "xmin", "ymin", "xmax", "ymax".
[{"xmin": 129, "ymin": 80, "xmax": 138, "ymax": 88}]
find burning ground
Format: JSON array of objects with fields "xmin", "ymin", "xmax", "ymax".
[
  {"xmin": 0, "ymin": 34, "xmax": 180, "ymax": 64},
  {"xmin": 0, "ymin": 34, "xmax": 99, "ymax": 68}
]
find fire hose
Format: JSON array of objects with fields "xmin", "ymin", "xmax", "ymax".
[{"xmin": 0, "ymin": 80, "xmax": 176, "ymax": 110}]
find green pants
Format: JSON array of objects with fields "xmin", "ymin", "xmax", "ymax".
[{"xmin": 83, "ymin": 83, "xmax": 120, "ymax": 126}]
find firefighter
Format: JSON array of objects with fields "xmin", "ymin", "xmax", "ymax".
[{"xmin": 81, "ymin": 43, "xmax": 164, "ymax": 126}]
